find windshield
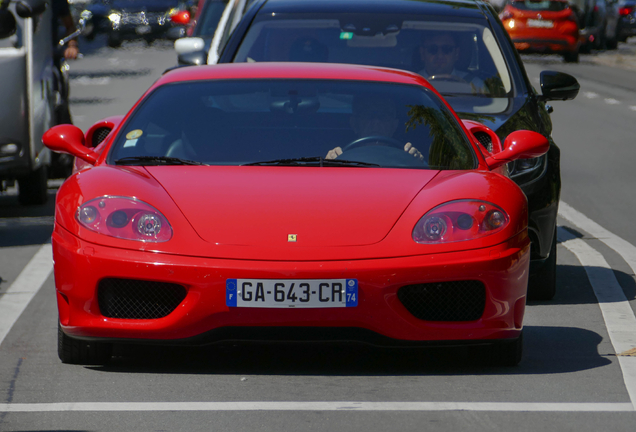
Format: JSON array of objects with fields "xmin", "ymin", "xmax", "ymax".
[
  {"xmin": 510, "ymin": 0, "xmax": 570, "ymax": 11},
  {"xmin": 109, "ymin": 79, "xmax": 475, "ymax": 170},
  {"xmin": 232, "ymin": 13, "xmax": 513, "ymax": 114}
]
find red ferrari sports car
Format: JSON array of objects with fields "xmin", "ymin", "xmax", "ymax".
[{"xmin": 43, "ymin": 62, "xmax": 548, "ymax": 366}]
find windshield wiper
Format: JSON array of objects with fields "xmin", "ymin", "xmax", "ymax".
[
  {"xmin": 115, "ymin": 156, "xmax": 208, "ymax": 166},
  {"xmin": 242, "ymin": 157, "xmax": 379, "ymax": 167}
]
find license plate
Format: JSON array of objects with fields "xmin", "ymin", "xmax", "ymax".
[
  {"xmin": 527, "ymin": 19, "xmax": 553, "ymax": 28},
  {"xmin": 226, "ymin": 279, "xmax": 358, "ymax": 308},
  {"xmin": 136, "ymin": 25, "xmax": 151, "ymax": 34}
]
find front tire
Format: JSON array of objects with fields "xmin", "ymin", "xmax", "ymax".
[
  {"xmin": 17, "ymin": 165, "xmax": 48, "ymax": 206},
  {"xmin": 563, "ymin": 50, "xmax": 579, "ymax": 63},
  {"xmin": 528, "ymin": 229, "xmax": 557, "ymax": 301},
  {"xmin": 58, "ymin": 323, "xmax": 112, "ymax": 365},
  {"xmin": 472, "ymin": 332, "xmax": 523, "ymax": 367}
]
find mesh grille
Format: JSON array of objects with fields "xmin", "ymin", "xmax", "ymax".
[
  {"xmin": 397, "ymin": 281, "xmax": 486, "ymax": 321},
  {"xmin": 92, "ymin": 127, "xmax": 112, "ymax": 147},
  {"xmin": 98, "ymin": 278, "xmax": 187, "ymax": 319},
  {"xmin": 473, "ymin": 131, "xmax": 493, "ymax": 153}
]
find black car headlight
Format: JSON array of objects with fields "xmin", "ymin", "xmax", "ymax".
[{"xmin": 508, "ymin": 154, "xmax": 546, "ymax": 185}]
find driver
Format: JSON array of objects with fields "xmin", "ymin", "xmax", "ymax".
[
  {"xmin": 325, "ymin": 95, "xmax": 423, "ymax": 160},
  {"xmin": 417, "ymin": 32, "xmax": 487, "ymax": 94}
]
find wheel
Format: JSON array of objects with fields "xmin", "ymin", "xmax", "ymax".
[
  {"xmin": 342, "ymin": 135, "xmax": 405, "ymax": 152},
  {"xmin": 17, "ymin": 165, "xmax": 48, "ymax": 205},
  {"xmin": 606, "ymin": 36, "xmax": 618, "ymax": 50},
  {"xmin": 490, "ymin": 332, "xmax": 523, "ymax": 367},
  {"xmin": 471, "ymin": 332, "xmax": 523, "ymax": 367},
  {"xmin": 528, "ymin": 229, "xmax": 557, "ymax": 301},
  {"xmin": 58, "ymin": 323, "xmax": 112, "ymax": 365},
  {"xmin": 563, "ymin": 51, "xmax": 579, "ymax": 63},
  {"xmin": 107, "ymin": 34, "xmax": 122, "ymax": 48},
  {"xmin": 50, "ymin": 152, "xmax": 73, "ymax": 179}
]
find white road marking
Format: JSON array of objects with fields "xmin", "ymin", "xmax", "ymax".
[
  {"xmin": 605, "ymin": 98, "xmax": 620, "ymax": 105},
  {"xmin": 584, "ymin": 91, "xmax": 599, "ymax": 99},
  {"xmin": 0, "ymin": 244, "xmax": 53, "ymax": 348},
  {"xmin": 558, "ymin": 205, "xmax": 636, "ymax": 409},
  {"xmin": 559, "ymin": 202, "xmax": 636, "ymax": 280},
  {"xmin": 0, "ymin": 402, "xmax": 633, "ymax": 413},
  {"xmin": 630, "ymin": 106, "xmax": 636, "ymax": 112}
]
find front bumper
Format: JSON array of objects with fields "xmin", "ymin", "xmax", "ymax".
[{"xmin": 53, "ymin": 224, "xmax": 530, "ymax": 346}]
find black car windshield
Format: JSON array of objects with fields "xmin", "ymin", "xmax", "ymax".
[
  {"xmin": 231, "ymin": 13, "xmax": 513, "ymax": 114},
  {"xmin": 510, "ymin": 0, "xmax": 570, "ymax": 11},
  {"xmin": 109, "ymin": 79, "xmax": 475, "ymax": 169}
]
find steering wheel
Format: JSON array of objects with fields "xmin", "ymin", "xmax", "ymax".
[
  {"xmin": 427, "ymin": 74, "xmax": 469, "ymax": 84},
  {"xmin": 342, "ymin": 135, "xmax": 405, "ymax": 152}
]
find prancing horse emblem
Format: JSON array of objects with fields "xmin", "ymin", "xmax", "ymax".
[{"xmin": 288, "ymin": 234, "xmax": 297, "ymax": 242}]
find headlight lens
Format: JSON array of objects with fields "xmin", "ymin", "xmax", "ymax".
[
  {"xmin": 412, "ymin": 200, "xmax": 509, "ymax": 244},
  {"xmin": 508, "ymin": 155, "xmax": 544, "ymax": 179},
  {"xmin": 76, "ymin": 196, "xmax": 172, "ymax": 242},
  {"xmin": 108, "ymin": 12, "xmax": 121, "ymax": 24}
]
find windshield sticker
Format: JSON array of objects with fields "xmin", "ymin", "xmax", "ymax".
[
  {"xmin": 123, "ymin": 139, "xmax": 138, "ymax": 148},
  {"xmin": 126, "ymin": 129, "xmax": 143, "ymax": 140}
]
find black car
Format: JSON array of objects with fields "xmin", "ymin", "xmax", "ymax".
[
  {"xmin": 617, "ymin": 0, "xmax": 636, "ymax": 41},
  {"xmin": 82, "ymin": 0, "xmax": 194, "ymax": 47},
  {"xmin": 217, "ymin": 0, "xmax": 580, "ymax": 300},
  {"xmin": 570, "ymin": 0, "xmax": 621, "ymax": 51}
]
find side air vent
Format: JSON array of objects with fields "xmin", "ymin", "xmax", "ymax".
[
  {"xmin": 473, "ymin": 131, "xmax": 493, "ymax": 153},
  {"xmin": 92, "ymin": 127, "xmax": 112, "ymax": 147}
]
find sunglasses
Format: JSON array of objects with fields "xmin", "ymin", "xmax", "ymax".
[{"xmin": 424, "ymin": 44, "xmax": 456, "ymax": 55}]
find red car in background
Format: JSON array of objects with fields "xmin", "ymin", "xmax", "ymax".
[
  {"xmin": 43, "ymin": 62, "xmax": 549, "ymax": 367},
  {"xmin": 500, "ymin": 0, "xmax": 580, "ymax": 62}
]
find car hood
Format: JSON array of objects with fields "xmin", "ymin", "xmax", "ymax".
[{"xmin": 147, "ymin": 166, "xmax": 438, "ymax": 247}]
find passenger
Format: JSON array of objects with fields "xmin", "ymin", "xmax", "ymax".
[
  {"xmin": 325, "ymin": 95, "xmax": 423, "ymax": 160},
  {"xmin": 418, "ymin": 32, "xmax": 487, "ymax": 94},
  {"xmin": 288, "ymin": 36, "xmax": 328, "ymax": 62}
]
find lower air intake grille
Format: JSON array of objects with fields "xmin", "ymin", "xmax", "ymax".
[
  {"xmin": 98, "ymin": 278, "xmax": 187, "ymax": 319},
  {"xmin": 397, "ymin": 281, "xmax": 486, "ymax": 321}
]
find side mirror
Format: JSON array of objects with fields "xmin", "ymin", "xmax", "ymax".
[
  {"xmin": 0, "ymin": 9, "xmax": 17, "ymax": 39},
  {"xmin": 537, "ymin": 71, "xmax": 580, "ymax": 101},
  {"xmin": 42, "ymin": 124, "xmax": 99, "ymax": 165},
  {"xmin": 485, "ymin": 130, "xmax": 549, "ymax": 170},
  {"xmin": 15, "ymin": 0, "xmax": 47, "ymax": 18},
  {"xmin": 171, "ymin": 10, "xmax": 190, "ymax": 25},
  {"xmin": 174, "ymin": 36, "xmax": 205, "ymax": 54}
]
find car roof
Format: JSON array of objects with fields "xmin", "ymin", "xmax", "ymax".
[
  {"xmin": 157, "ymin": 62, "xmax": 433, "ymax": 88},
  {"xmin": 255, "ymin": 0, "xmax": 488, "ymax": 19}
]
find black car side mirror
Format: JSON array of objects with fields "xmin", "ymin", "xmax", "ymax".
[
  {"xmin": 0, "ymin": 7, "xmax": 16, "ymax": 39},
  {"xmin": 15, "ymin": 0, "xmax": 47, "ymax": 18},
  {"xmin": 538, "ymin": 71, "xmax": 580, "ymax": 101}
]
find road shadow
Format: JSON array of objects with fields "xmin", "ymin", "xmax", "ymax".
[{"xmin": 88, "ymin": 325, "xmax": 611, "ymax": 377}]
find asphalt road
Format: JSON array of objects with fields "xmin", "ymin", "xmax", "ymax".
[{"xmin": 1, "ymin": 35, "xmax": 636, "ymax": 432}]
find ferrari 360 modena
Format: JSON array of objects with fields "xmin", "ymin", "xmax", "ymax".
[{"xmin": 43, "ymin": 62, "xmax": 549, "ymax": 366}]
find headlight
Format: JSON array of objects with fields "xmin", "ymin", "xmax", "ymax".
[
  {"xmin": 108, "ymin": 12, "xmax": 121, "ymax": 24},
  {"xmin": 412, "ymin": 200, "xmax": 509, "ymax": 244},
  {"xmin": 76, "ymin": 196, "xmax": 173, "ymax": 242},
  {"xmin": 508, "ymin": 154, "xmax": 545, "ymax": 180}
]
